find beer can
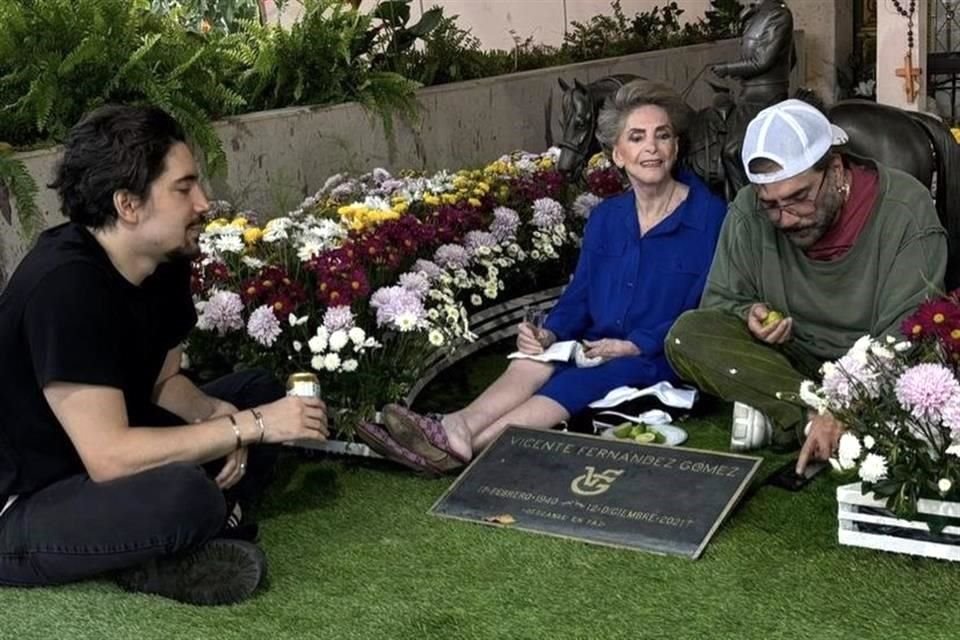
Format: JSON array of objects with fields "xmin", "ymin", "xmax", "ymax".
[{"xmin": 287, "ymin": 372, "xmax": 321, "ymax": 398}]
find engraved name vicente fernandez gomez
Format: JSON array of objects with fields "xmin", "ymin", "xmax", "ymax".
[{"xmin": 508, "ymin": 434, "xmax": 744, "ymax": 478}]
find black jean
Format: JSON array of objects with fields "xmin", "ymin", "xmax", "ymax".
[{"xmin": 0, "ymin": 368, "xmax": 284, "ymax": 586}]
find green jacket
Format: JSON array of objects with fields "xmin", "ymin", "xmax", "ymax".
[{"xmin": 701, "ymin": 161, "xmax": 948, "ymax": 362}]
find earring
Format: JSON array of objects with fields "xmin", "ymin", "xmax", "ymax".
[{"xmin": 837, "ymin": 181, "xmax": 850, "ymax": 199}]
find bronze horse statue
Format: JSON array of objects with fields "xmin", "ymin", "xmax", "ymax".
[{"xmin": 551, "ymin": 76, "xmax": 960, "ymax": 288}]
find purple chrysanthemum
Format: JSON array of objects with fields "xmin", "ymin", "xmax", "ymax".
[
  {"xmin": 413, "ymin": 259, "xmax": 443, "ymax": 281},
  {"xmin": 895, "ymin": 364, "xmax": 960, "ymax": 422},
  {"xmin": 572, "ymin": 193, "xmax": 603, "ymax": 219},
  {"xmin": 247, "ymin": 305, "xmax": 282, "ymax": 346},
  {"xmin": 820, "ymin": 353, "xmax": 880, "ymax": 409},
  {"xmin": 530, "ymin": 197, "xmax": 564, "ymax": 228},
  {"xmin": 943, "ymin": 398, "xmax": 960, "ymax": 435},
  {"xmin": 197, "ymin": 290, "xmax": 244, "ymax": 336},
  {"xmin": 464, "ymin": 230, "xmax": 498, "ymax": 256},
  {"xmin": 490, "ymin": 206, "xmax": 520, "ymax": 241},
  {"xmin": 370, "ymin": 286, "xmax": 426, "ymax": 331},
  {"xmin": 322, "ymin": 305, "xmax": 355, "ymax": 332},
  {"xmin": 399, "ymin": 272, "xmax": 430, "ymax": 297},
  {"xmin": 434, "ymin": 243, "xmax": 471, "ymax": 269}
]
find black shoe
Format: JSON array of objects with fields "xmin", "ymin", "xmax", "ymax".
[
  {"xmin": 115, "ymin": 539, "xmax": 267, "ymax": 605},
  {"xmin": 222, "ymin": 501, "xmax": 259, "ymax": 542}
]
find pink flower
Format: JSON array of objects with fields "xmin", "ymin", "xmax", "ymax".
[
  {"xmin": 895, "ymin": 363, "xmax": 960, "ymax": 423},
  {"xmin": 247, "ymin": 305, "xmax": 282, "ymax": 346}
]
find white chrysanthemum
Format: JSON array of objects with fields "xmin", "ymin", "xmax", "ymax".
[
  {"xmin": 837, "ymin": 433, "xmax": 862, "ymax": 469},
  {"xmin": 395, "ymin": 313, "xmax": 418, "ymax": 332},
  {"xmin": 241, "ymin": 256, "xmax": 266, "ymax": 269},
  {"xmin": 293, "ymin": 340, "xmax": 303, "ymax": 352},
  {"xmin": 470, "ymin": 294, "xmax": 483, "ymax": 306},
  {"xmin": 939, "ymin": 478, "xmax": 953, "ymax": 494},
  {"xmin": 214, "ymin": 234, "xmax": 245, "ymax": 254},
  {"xmin": 323, "ymin": 353, "xmax": 341, "ymax": 371},
  {"xmin": 428, "ymin": 329, "xmax": 445, "ymax": 346},
  {"xmin": 297, "ymin": 239, "xmax": 327, "ymax": 262},
  {"xmin": 858, "ymin": 453, "xmax": 888, "ymax": 483},
  {"xmin": 798, "ymin": 380, "xmax": 827, "ymax": 414},
  {"xmin": 348, "ymin": 327, "xmax": 366, "ymax": 345},
  {"xmin": 893, "ymin": 340, "xmax": 912, "ymax": 353},
  {"xmin": 947, "ymin": 443, "xmax": 960, "ymax": 457},
  {"xmin": 328, "ymin": 329, "xmax": 349, "ymax": 352},
  {"xmin": 342, "ymin": 359, "xmax": 358, "ymax": 372},
  {"xmin": 869, "ymin": 343, "xmax": 894, "ymax": 360},
  {"xmin": 310, "ymin": 355, "xmax": 325, "ymax": 371},
  {"xmin": 308, "ymin": 335, "xmax": 328, "ymax": 354},
  {"xmin": 863, "ymin": 435, "xmax": 875, "ymax": 450}
]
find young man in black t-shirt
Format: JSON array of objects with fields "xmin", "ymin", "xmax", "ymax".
[{"xmin": 0, "ymin": 105, "xmax": 329, "ymax": 605}]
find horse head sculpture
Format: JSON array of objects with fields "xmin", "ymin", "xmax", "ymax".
[{"xmin": 555, "ymin": 75, "xmax": 643, "ymax": 180}]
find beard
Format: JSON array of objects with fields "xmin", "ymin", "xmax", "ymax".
[
  {"xmin": 781, "ymin": 185, "xmax": 844, "ymax": 249},
  {"xmin": 164, "ymin": 224, "xmax": 203, "ymax": 261}
]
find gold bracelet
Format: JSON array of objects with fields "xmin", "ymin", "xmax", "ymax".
[
  {"xmin": 250, "ymin": 409, "xmax": 266, "ymax": 444},
  {"xmin": 227, "ymin": 414, "xmax": 242, "ymax": 450}
]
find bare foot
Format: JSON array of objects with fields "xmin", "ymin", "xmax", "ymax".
[{"xmin": 441, "ymin": 414, "xmax": 473, "ymax": 462}]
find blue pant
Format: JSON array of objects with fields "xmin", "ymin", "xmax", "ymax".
[{"xmin": 0, "ymin": 369, "xmax": 283, "ymax": 586}]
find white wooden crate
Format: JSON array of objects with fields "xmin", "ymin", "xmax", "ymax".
[{"xmin": 837, "ymin": 482, "xmax": 960, "ymax": 562}]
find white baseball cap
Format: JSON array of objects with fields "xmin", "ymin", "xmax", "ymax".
[{"xmin": 741, "ymin": 99, "xmax": 849, "ymax": 184}]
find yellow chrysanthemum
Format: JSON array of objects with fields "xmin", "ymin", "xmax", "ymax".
[
  {"xmin": 423, "ymin": 194, "xmax": 441, "ymax": 206},
  {"xmin": 230, "ymin": 217, "xmax": 249, "ymax": 229},
  {"xmin": 204, "ymin": 220, "xmax": 226, "ymax": 232},
  {"xmin": 441, "ymin": 193, "xmax": 458, "ymax": 204},
  {"xmin": 468, "ymin": 198, "xmax": 482, "ymax": 207},
  {"xmin": 243, "ymin": 227, "xmax": 263, "ymax": 244}
]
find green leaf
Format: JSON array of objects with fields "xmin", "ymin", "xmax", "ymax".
[
  {"xmin": 372, "ymin": 1, "xmax": 411, "ymax": 27},
  {"xmin": 407, "ymin": 7, "xmax": 443, "ymax": 37}
]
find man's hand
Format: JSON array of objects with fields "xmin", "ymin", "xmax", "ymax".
[
  {"xmin": 581, "ymin": 338, "xmax": 640, "ymax": 360},
  {"xmin": 255, "ymin": 396, "xmax": 330, "ymax": 443},
  {"xmin": 797, "ymin": 413, "xmax": 845, "ymax": 474},
  {"xmin": 215, "ymin": 446, "xmax": 248, "ymax": 489},
  {"xmin": 747, "ymin": 303, "xmax": 793, "ymax": 344},
  {"xmin": 517, "ymin": 323, "xmax": 556, "ymax": 355}
]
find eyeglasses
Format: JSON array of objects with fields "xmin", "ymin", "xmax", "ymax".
[{"xmin": 755, "ymin": 170, "xmax": 827, "ymax": 222}]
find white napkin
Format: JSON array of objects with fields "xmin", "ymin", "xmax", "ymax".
[
  {"xmin": 588, "ymin": 381, "xmax": 698, "ymax": 409},
  {"xmin": 507, "ymin": 340, "xmax": 577, "ymax": 363}
]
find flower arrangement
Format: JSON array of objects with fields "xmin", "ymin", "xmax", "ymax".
[
  {"xmin": 797, "ymin": 290, "xmax": 960, "ymax": 521},
  {"xmin": 187, "ymin": 148, "xmax": 621, "ymax": 433}
]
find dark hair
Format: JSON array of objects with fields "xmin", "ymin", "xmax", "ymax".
[
  {"xmin": 595, "ymin": 80, "xmax": 693, "ymax": 150},
  {"xmin": 49, "ymin": 105, "xmax": 187, "ymax": 228}
]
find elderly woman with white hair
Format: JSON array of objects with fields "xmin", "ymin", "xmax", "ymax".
[{"xmin": 360, "ymin": 80, "xmax": 728, "ymax": 473}]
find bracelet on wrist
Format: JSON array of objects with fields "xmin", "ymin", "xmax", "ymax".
[
  {"xmin": 227, "ymin": 414, "xmax": 242, "ymax": 450},
  {"xmin": 250, "ymin": 409, "xmax": 266, "ymax": 444}
]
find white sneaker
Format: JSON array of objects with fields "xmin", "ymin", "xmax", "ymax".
[{"xmin": 730, "ymin": 402, "xmax": 773, "ymax": 451}]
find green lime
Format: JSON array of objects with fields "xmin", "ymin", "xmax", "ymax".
[
  {"xmin": 653, "ymin": 431, "xmax": 666, "ymax": 444},
  {"xmin": 633, "ymin": 432, "xmax": 656, "ymax": 444},
  {"xmin": 630, "ymin": 425, "xmax": 646, "ymax": 437},
  {"xmin": 762, "ymin": 310, "xmax": 784, "ymax": 328},
  {"xmin": 613, "ymin": 423, "xmax": 633, "ymax": 438}
]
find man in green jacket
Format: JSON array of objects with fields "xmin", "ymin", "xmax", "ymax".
[{"xmin": 665, "ymin": 99, "xmax": 947, "ymax": 473}]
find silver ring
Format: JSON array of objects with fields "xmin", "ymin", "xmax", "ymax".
[{"xmin": 240, "ymin": 463, "xmax": 247, "ymax": 472}]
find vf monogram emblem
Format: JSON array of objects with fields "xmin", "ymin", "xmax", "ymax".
[{"xmin": 570, "ymin": 466, "xmax": 625, "ymax": 496}]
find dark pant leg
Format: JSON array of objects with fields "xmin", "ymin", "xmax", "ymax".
[
  {"xmin": 0, "ymin": 463, "xmax": 225, "ymax": 586},
  {"xmin": 665, "ymin": 309, "xmax": 822, "ymax": 446},
  {"xmin": 200, "ymin": 368, "xmax": 286, "ymax": 510}
]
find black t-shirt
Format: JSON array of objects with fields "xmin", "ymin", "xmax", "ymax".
[{"xmin": 0, "ymin": 223, "xmax": 196, "ymax": 495}]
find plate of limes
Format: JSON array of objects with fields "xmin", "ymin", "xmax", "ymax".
[{"xmin": 600, "ymin": 421, "xmax": 687, "ymax": 446}]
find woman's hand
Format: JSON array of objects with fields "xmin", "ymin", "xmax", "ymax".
[
  {"xmin": 581, "ymin": 338, "xmax": 640, "ymax": 361},
  {"xmin": 252, "ymin": 396, "xmax": 329, "ymax": 443},
  {"xmin": 215, "ymin": 446, "xmax": 248, "ymax": 489},
  {"xmin": 517, "ymin": 323, "xmax": 556, "ymax": 355}
]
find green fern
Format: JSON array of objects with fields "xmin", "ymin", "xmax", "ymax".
[{"xmin": 0, "ymin": 151, "xmax": 43, "ymax": 242}]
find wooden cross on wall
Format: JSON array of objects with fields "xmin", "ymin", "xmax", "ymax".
[{"xmin": 895, "ymin": 53, "xmax": 922, "ymax": 103}]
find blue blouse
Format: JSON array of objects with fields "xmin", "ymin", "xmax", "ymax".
[{"xmin": 544, "ymin": 170, "xmax": 726, "ymax": 359}]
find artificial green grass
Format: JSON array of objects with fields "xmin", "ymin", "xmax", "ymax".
[{"xmin": 3, "ymin": 345, "xmax": 959, "ymax": 639}]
